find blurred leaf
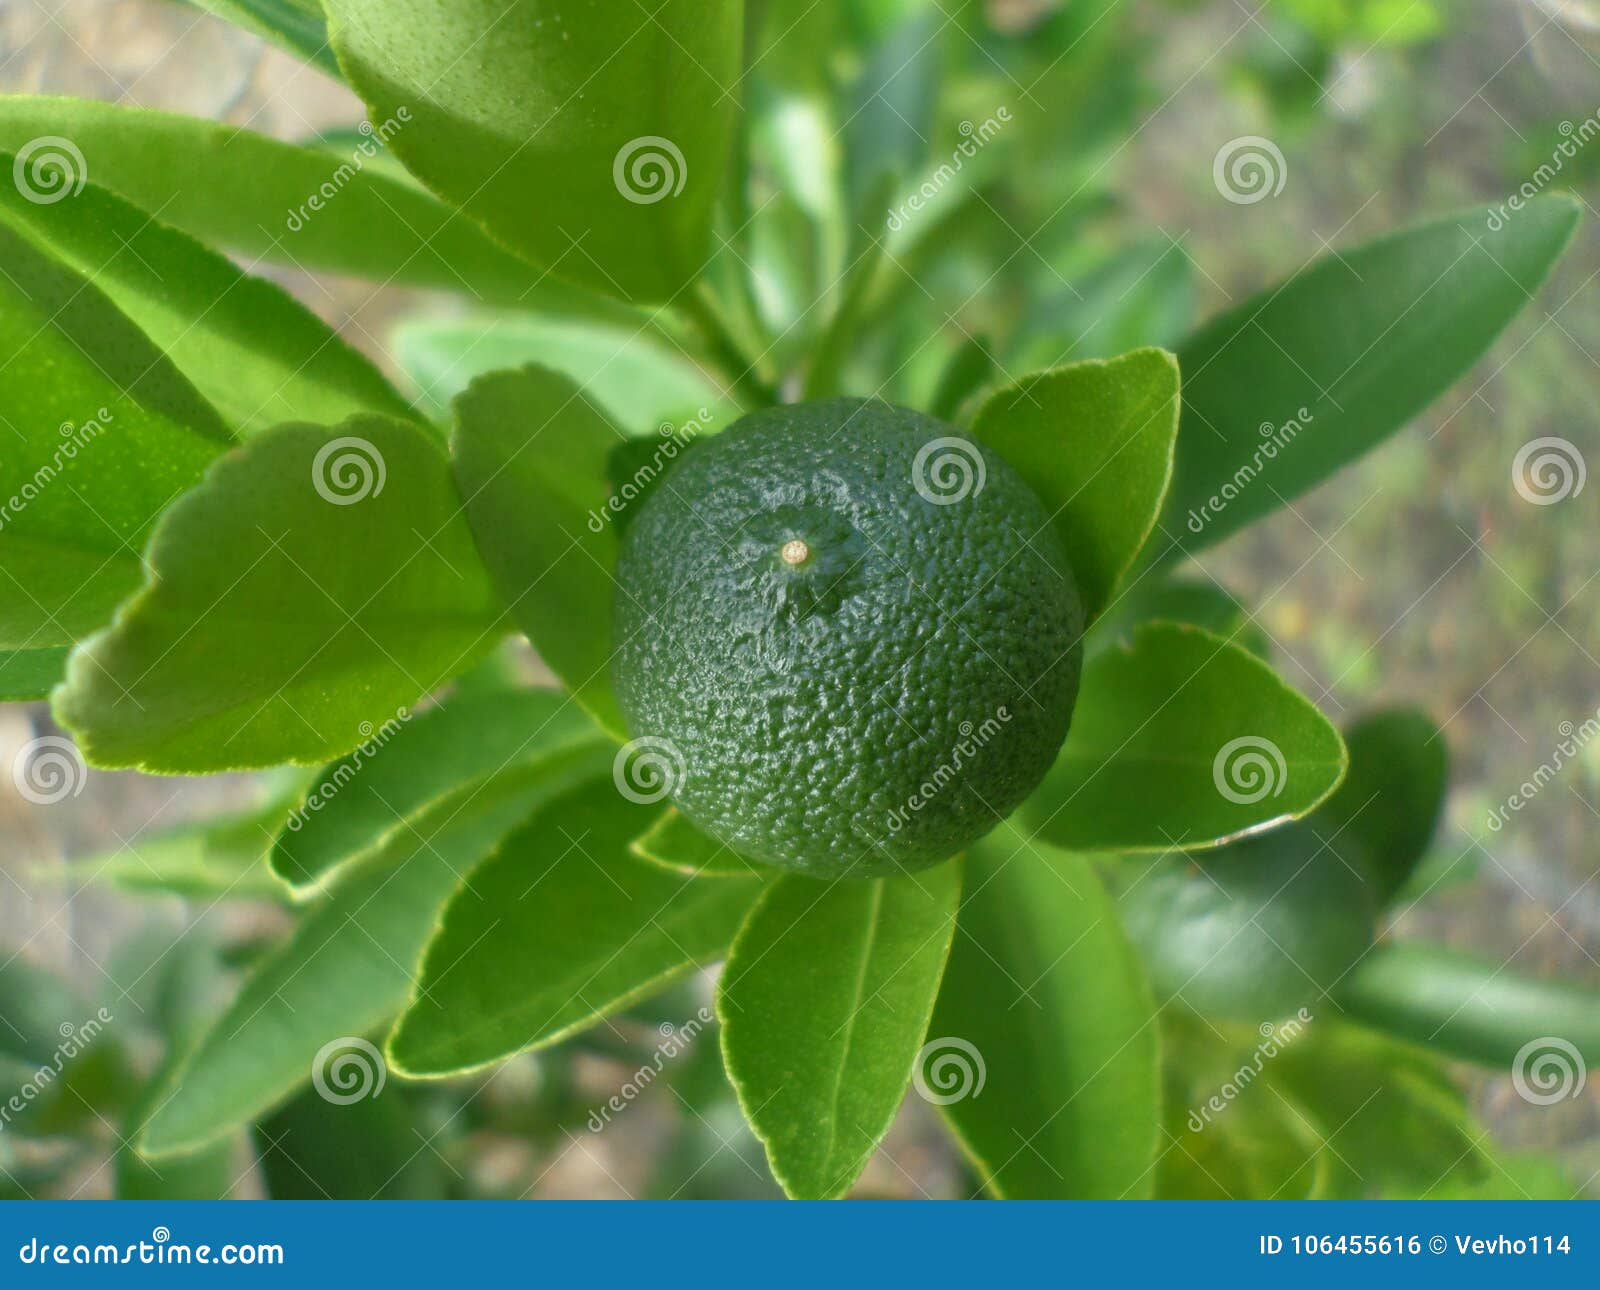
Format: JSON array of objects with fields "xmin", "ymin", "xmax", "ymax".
[
  {"xmin": 932, "ymin": 824, "xmax": 1159, "ymax": 1198},
  {"xmin": 631, "ymin": 808, "xmax": 765, "ymax": 879},
  {"xmin": 1159, "ymin": 196, "xmax": 1580, "ymax": 560},
  {"xmin": 179, "ymin": 0, "xmax": 341, "ymax": 76},
  {"xmin": 0, "ymin": 162, "xmax": 412, "ymax": 439},
  {"xmin": 258, "ymin": 1086, "xmax": 446, "ymax": 1199},
  {"xmin": 973, "ymin": 348, "xmax": 1179, "ymax": 620},
  {"xmin": 1337, "ymin": 941, "xmax": 1600, "ymax": 1068},
  {"xmin": 394, "ymin": 315, "xmax": 730, "ymax": 433},
  {"xmin": 928, "ymin": 334, "xmax": 997, "ymax": 422},
  {"xmin": 55, "ymin": 416, "xmax": 500, "ymax": 773},
  {"xmin": 139, "ymin": 746, "xmax": 609, "ymax": 1157},
  {"xmin": 0, "ymin": 97, "xmax": 575, "ymax": 306},
  {"xmin": 324, "ymin": 0, "xmax": 741, "ymax": 302},
  {"xmin": 0, "ymin": 219, "xmax": 226, "ymax": 650},
  {"xmin": 718, "ymin": 864, "xmax": 960, "ymax": 1199},
  {"xmin": 451, "ymin": 365, "xmax": 627, "ymax": 737},
  {"xmin": 270, "ymin": 687, "xmax": 602, "ymax": 894},
  {"xmin": 389, "ymin": 775, "xmax": 763, "ymax": 1077},
  {"xmin": 1088, "ymin": 576, "xmax": 1267, "ymax": 659},
  {"xmin": 843, "ymin": 8, "xmax": 940, "ymax": 204},
  {"xmin": 0, "ymin": 647, "xmax": 70, "ymax": 701},
  {"xmin": 1019, "ymin": 623, "xmax": 1346, "ymax": 852}
]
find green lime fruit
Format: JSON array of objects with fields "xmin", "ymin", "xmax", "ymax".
[{"xmin": 612, "ymin": 397, "xmax": 1084, "ymax": 877}]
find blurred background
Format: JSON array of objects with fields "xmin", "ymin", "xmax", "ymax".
[{"xmin": 1, "ymin": 0, "xmax": 1597, "ymax": 1197}]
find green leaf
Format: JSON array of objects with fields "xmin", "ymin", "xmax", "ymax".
[
  {"xmin": 1327, "ymin": 709, "xmax": 1448, "ymax": 905},
  {"xmin": 1336, "ymin": 941, "xmax": 1600, "ymax": 1068},
  {"xmin": 631, "ymin": 808, "xmax": 766, "ymax": 879},
  {"xmin": 138, "ymin": 747, "xmax": 608, "ymax": 1157},
  {"xmin": 972, "ymin": 349, "xmax": 1179, "ymax": 620},
  {"xmin": 1106, "ymin": 706, "xmax": 1450, "ymax": 1019},
  {"xmin": 451, "ymin": 365, "xmax": 628, "ymax": 736},
  {"xmin": 0, "ymin": 159, "xmax": 414, "ymax": 439},
  {"xmin": 270, "ymin": 687, "xmax": 602, "ymax": 894},
  {"xmin": 323, "ymin": 0, "xmax": 742, "ymax": 302},
  {"xmin": 1019, "ymin": 622, "xmax": 1346, "ymax": 851},
  {"xmin": 928, "ymin": 334, "xmax": 997, "ymax": 423},
  {"xmin": 388, "ymin": 774, "xmax": 764, "ymax": 1077},
  {"xmin": 258, "ymin": 1087, "xmax": 445, "ymax": 1199},
  {"xmin": 60, "ymin": 774, "xmax": 310, "ymax": 901},
  {"xmin": 1159, "ymin": 196, "xmax": 1580, "ymax": 558},
  {"xmin": 393, "ymin": 315, "xmax": 730, "ymax": 434},
  {"xmin": 54, "ymin": 415, "xmax": 501, "ymax": 773},
  {"xmin": 0, "ymin": 647, "xmax": 70, "ymax": 701},
  {"xmin": 932, "ymin": 822, "xmax": 1160, "ymax": 1198},
  {"xmin": 1087, "ymin": 574, "xmax": 1268, "ymax": 659},
  {"xmin": 0, "ymin": 219, "xmax": 228, "ymax": 649},
  {"xmin": 180, "ymin": 0, "xmax": 341, "ymax": 77},
  {"xmin": 718, "ymin": 864, "xmax": 961, "ymax": 1199},
  {"xmin": 0, "ymin": 97, "xmax": 566, "ymax": 305}
]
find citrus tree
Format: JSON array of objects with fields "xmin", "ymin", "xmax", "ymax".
[{"xmin": 2, "ymin": 0, "xmax": 1597, "ymax": 1200}]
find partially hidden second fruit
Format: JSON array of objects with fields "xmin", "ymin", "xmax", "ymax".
[{"xmin": 612, "ymin": 398, "xmax": 1084, "ymax": 877}]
